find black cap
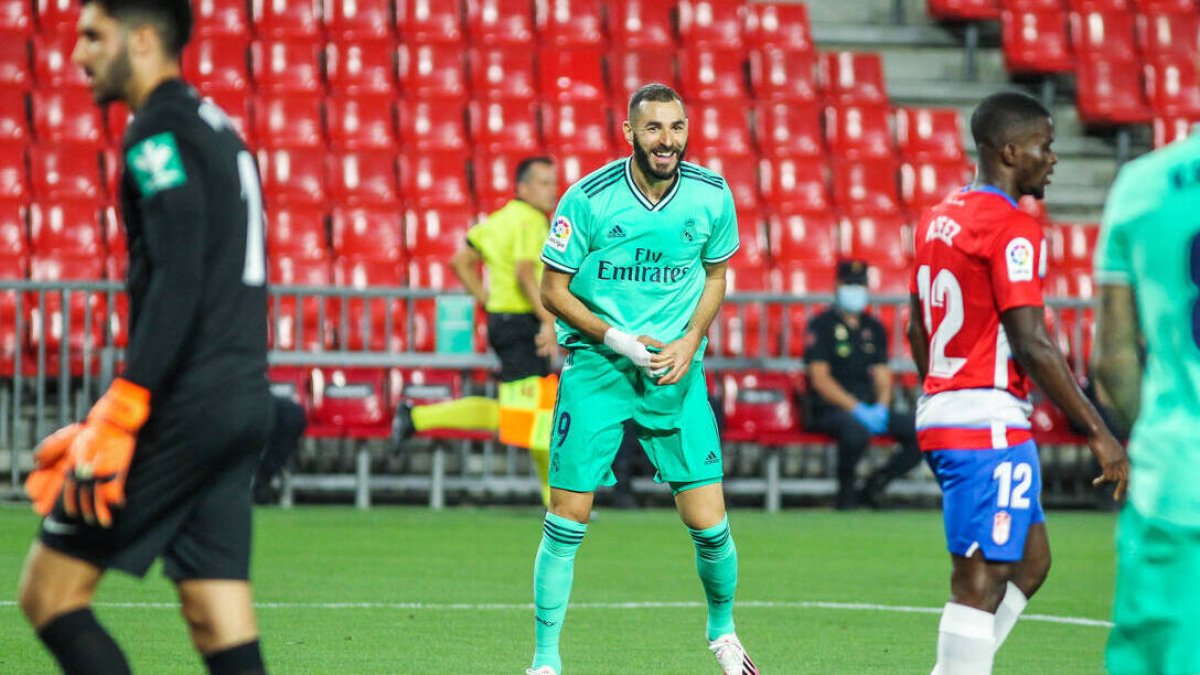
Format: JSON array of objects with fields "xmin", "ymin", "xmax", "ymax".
[{"xmin": 836, "ymin": 259, "xmax": 869, "ymax": 285}]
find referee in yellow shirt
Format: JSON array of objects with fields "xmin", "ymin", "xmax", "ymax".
[{"xmin": 392, "ymin": 157, "xmax": 560, "ymax": 506}]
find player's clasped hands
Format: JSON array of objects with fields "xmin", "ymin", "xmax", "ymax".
[{"xmin": 1088, "ymin": 431, "xmax": 1130, "ymax": 501}]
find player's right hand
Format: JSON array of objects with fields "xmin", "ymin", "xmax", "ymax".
[
  {"xmin": 63, "ymin": 378, "xmax": 151, "ymax": 528},
  {"xmin": 24, "ymin": 423, "xmax": 82, "ymax": 516},
  {"xmin": 1088, "ymin": 431, "xmax": 1129, "ymax": 501}
]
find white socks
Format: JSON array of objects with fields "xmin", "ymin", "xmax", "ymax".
[
  {"xmin": 992, "ymin": 582, "xmax": 1029, "ymax": 650},
  {"xmin": 932, "ymin": 602, "xmax": 996, "ymax": 675}
]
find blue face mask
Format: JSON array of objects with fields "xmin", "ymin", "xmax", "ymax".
[{"xmin": 836, "ymin": 284, "xmax": 869, "ymax": 314}]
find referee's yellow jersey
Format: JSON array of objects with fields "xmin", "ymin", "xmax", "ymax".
[{"xmin": 465, "ymin": 199, "xmax": 549, "ymax": 314}]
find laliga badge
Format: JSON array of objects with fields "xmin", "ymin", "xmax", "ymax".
[
  {"xmin": 547, "ymin": 215, "xmax": 572, "ymax": 253},
  {"xmin": 993, "ymin": 511, "xmax": 1012, "ymax": 545}
]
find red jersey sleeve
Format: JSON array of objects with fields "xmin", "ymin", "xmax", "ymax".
[{"xmin": 988, "ymin": 214, "xmax": 1046, "ymax": 312}]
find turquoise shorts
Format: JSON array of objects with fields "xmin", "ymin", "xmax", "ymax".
[{"xmin": 548, "ymin": 348, "xmax": 722, "ymax": 493}]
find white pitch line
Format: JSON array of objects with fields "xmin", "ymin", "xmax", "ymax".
[{"xmin": 0, "ymin": 599, "xmax": 1114, "ymax": 628}]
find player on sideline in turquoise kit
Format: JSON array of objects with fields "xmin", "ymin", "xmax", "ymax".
[
  {"xmin": 1094, "ymin": 125, "xmax": 1200, "ymax": 675},
  {"xmin": 524, "ymin": 83, "xmax": 758, "ymax": 675}
]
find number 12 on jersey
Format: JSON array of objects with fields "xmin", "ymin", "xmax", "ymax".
[{"xmin": 916, "ymin": 264, "xmax": 1013, "ymax": 386}]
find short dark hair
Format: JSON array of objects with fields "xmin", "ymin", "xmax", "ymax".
[
  {"xmin": 628, "ymin": 83, "xmax": 685, "ymax": 119},
  {"xmin": 971, "ymin": 91, "xmax": 1051, "ymax": 151},
  {"xmin": 514, "ymin": 156, "xmax": 553, "ymax": 185},
  {"xmin": 80, "ymin": 0, "xmax": 193, "ymax": 58}
]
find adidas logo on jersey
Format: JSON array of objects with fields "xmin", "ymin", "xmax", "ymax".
[
  {"xmin": 607, "ymin": 225, "xmax": 626, "ymax": 239},
  {"xmin": 705, "ymin": 451, "xmax": 720, "ymax": 465}
]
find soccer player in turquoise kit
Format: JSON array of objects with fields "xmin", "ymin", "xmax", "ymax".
[
  {"xmin": 526, "ymin": 84, "xmax": 757, "ymax": 675},
  {"xmin": 1094, "ymin": 126, "xmax": 1200, "ymax": 674}
]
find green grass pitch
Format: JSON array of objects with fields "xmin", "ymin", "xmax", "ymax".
[{"xmin": 0, "ymin": 505, "xmax": 1119, "ymax": 673}]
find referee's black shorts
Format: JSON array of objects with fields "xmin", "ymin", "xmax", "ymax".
[
  {"xmin": 486, "ymin": 312, "xmax": 550, "ymax": 383},
  {"xmin": 39, "ymin": 386, "xmax": 272, "ymax": 581}
]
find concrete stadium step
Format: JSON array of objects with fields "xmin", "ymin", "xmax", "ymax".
[{"xmin": 804, "ymin": 0, "xmax": 934, "ymax": 26}]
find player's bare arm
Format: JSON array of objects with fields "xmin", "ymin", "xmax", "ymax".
[
  {"xmin": 808, "ymin": 362, "xmax": 860, "ymax": 411},
  {"xmin": 1093, "ymin": 284, "xmax": 1143, "ymax": 431},
  {"xmin": 450, "ymin": 245, "xmax": 487, "ymax": 306},
  {"xmin": 1001, "ymin": 305, "xmax": 1129, "ymax": 499},
  {"xmin": 651, "ymin": 260, "xmax": 727, "ymax": 386},
  {"xmin": 907, "ymin": 293, "xmax": 930, "ymax": 380}
]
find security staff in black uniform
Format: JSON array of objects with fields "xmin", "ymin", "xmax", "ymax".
[
  {"xmin": 19, "ymin": 2, "xmax": 272, "ymax": 674},
  {"xmin": 803, "ymin": 260, "xmax": 921, "ymax": 510}
]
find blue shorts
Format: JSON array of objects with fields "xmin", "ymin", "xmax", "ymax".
[{"xmin": 925, "ymin": 440, "xmax": 1046, "ymax": 562}]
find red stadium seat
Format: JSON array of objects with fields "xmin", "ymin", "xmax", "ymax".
[
  {"xmin": 894, "ymin": 107, "xmax": 967, "ymax": 161},
  {"xmin": 326, "ymin": 95, "xmax": 397, "ymax": 150},
  {"xmin": 824, "ymin": 104, "xmax": 896, "ymax": 161},
  {"xmin": 553, "ymin": 149, "xmax": 617, "ymax": 190},
  {"xmin": 753, "ymin": 101, "xmax": 824, "ymax": 159},
  {"xmin": 257, "ymin": 147, "xmax": 327, "ymax": 205},
  {"xmin": 0, "ymin": 39, "xmax": 32, "ymax": 90},
  {"xmin": 326, "ymin": 149, "xmax": 399, "ymax": 206},
  {"xmin": 867, "ymin": 263, "xmax": 912, "ymax": 294},
  {"xmin": 253, "ymin": 93, "xmax": 323, "ymax": 148},
  {"xmin": 1047, "ymin": 222, "xmax": 1100, "ymax": 269},
  {"xmin": 0, "ymin": 254, "xmax": 24, "ymax": 375},
  {"xmin": 250, "ymin": 39, "xmax": 322, "ymax": 94},
  {"xmin": 1132, "ymin": 0, "xmax": 1197, "ymax": 11},
  {"xmin": 1067, "ymin": 0, "xmax": 1133, "ymax": 9},
  {"xmin": 331, "ymin": 206, "xmax": 403, "ymax": 260},
  {"xmin": 406, "ymin": 258, "xmax": 468, "ymax": 352},
  {"xmin": 900, "ymin": 159, "xmax": 974, "ymax": 210},
  {"xmin": 471, "ymin": 151, "xmax": 523, "ymax": 209},
  {"xmin": 105, "ymin": 102, "xmax": 130, "ymax": 146},
  {"xmin": 0, "ymin": 0, "xmax": 33, "ymax": 34},
  {"xmin": 737, "ymin": 210, "xmax": 769, "ymax": 265},
  {"xmin": 687, "ymin": 153, "xmax": 759, "ymax": 209},
  {"xmin": 1144, "ymin": 55, "xmax": 1200, "ymax": 116},
  {"xmin": 927, "ymin": 0, "xmax": 1002, "ymax": 20},
  {"xmin": 266, "ymin": 204, "xmax": 327, "ymax": 258},
  {"xmin": 267, "ymin": 366, "xmax": 312, "ymax": 409},
  {"xmin": 607, "ymin": 48, "xmax": 678, "ymax": 104},
  {"xmin": 539, "ymin": 45, "xmax": 607, "ymax": 102},
  {"xmin": 768, "ymin": 209, "xmax": 840, "ymax": 263},
  {"xmin": 831, "ymin": 160, "xmax": 901, "ymax": 216},
  {"xmin": 720, "ymin": 371, "xmax": 801, "ymax": 442},
  {"xmin": 396, "ymin": 0, "xmax": 465, "ymax": 44},
  {"xmin": 607, "ymin": 0, "xmax": 675, "ymax": 48},
  {"xmin": 250, "ymin": 0, "xmax": 321, "ymax": 38},
  {"xmin": 748, "ymin": 48, "xmax": 819, "ymax": 102},
  {"xmin": 715, "ymin": 263, "xmax": 770, "ymax": 357},
  {"xmin": 27, "ymin": 253, "xmax": 107, "ymax": 372},
  {"xmin": 1000, "ymin": 8, "xmax": 1075, "ymax": 73},
  {"xmin": 818, "ymin": 51, "xmax": 888, "ymax": 106},
  {"xmin": 29, "ymin": 201, "xmax": 102, "ymax": 255},
  {"xmin": 759, "ymin": 157, "xmax": 830, "ymax": 213},
  {"xmin": 35, "ymin": 0, "xmax": 78, "ymax": 33},
  {"xmin": 1070, "ymin": 9, "xmax": 1138, "ymax": 62},
  {"xmin": 193, "ymin": 0, "xmax": 250, "ymax": 37},
  {"xmin": 399, "ymin": 151, "xmax": 472, "ymax": 207},
  {"xmin": 535, "ymin": 0, "xmax": 604, "ymax": 46},
  {"xmin": 182, "ymin": 37, "xmax": 250, "ymax": 94},
  {"xmin": 467, "ymin": 45, "xmax": 537, "ymax": 101},
  {"xmin": 679, "ymin": 47, "xmax": 750, "ymax": 102},
  {"xmin": 404, "ymin": 207, "xmax": 475, "ymax": 260},
  {"xmin": 322, "ymin": 0, "xmax": 392, "ymax": 39},
  {"xmin": 102, "ymin": 205, "xmax": 124, "ymax": 255},
  {"xmin": 1076, "ymin": 58, "xmax": 1154, "ymax": 124},
  {"xmin": 269, "ymin": 254, "xmax": 334, "ymax": 351},
  {"xmin": 1136, "ymin": 10, "xmax": 1200, "ymax": 60},
  {"xmin": 0, "ymin": 143, "xmax": 27, "ymax": 201},
  {"xmin": 33, "ymin": 32, "xmax": 87, "ymax": 89},
  {"xmin": 467, "ymin": 0, "xmax": 536, "ymax": 45},
  {"xmin": 841, "ymin": 213, "xmax": 912, "ymax": 270},
  {"xmin": 29, "ymin": 146, "xmax": 102, "ymax": 203},
  {"xmin": 325, "ymin": 40, "xmax": 397, "ymax": 95},
  {"xmin": 468, "ymin": 99, "xmax": 541, "ymax": 153},
  {"xmin": 32, "ymin": 90, "xmax": 103, "ymax": 147},
  {"xmin": 745, "ymin": 2, "xmax": 815, "ymax": 52},
  {"xmin": 0, "ymin": 201, "xmax": 27, "ymax": 255},
  {"xmin": 690, "ymin": 101, "xmax": 754, "ymax": 156},
  {"xmin": 331, "ymin": 257, "xmax": 407, "ymax": 352},
  {"xmin": 201, "ymin": 92, "xmax": 252, "ymax": 145},
  {"xmin": 543, "ymin": 102, "xmax": 613, "ymax": 153},
  {"xmin": 679, "ymin": 0, "xmax": 746, "ymax": 49},
  {"xmin": 397, "ymin": 98, "xmax": 468, "ymax": 152},
  {"xmin": 1153, "ymin": 114, "xmax": 1200, "ymax": 147},
  {"xmin": 309, "ymin": 366, "xmax": 392, "ymax": 437},
  {"xmin": 398, "ymin": 43, "xmax": 468, "ymax": 100}
]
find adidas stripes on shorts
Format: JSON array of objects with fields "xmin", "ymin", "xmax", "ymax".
[{"xmin": 547, "ymin": 347, "xmax": 723, "ymax": 492}]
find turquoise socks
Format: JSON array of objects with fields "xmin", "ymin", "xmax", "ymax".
[
  {"xmin": 532, "ymin": 512, "xmax": 587, "ymax": 672},
  {"xmin": 689, "ymin": 515, "xmax": 738, "ymax": 641}
]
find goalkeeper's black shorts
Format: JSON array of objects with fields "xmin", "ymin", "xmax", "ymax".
[{"xmin": 39, "ymin": 387, "xmax": 272, "ymax": 581}]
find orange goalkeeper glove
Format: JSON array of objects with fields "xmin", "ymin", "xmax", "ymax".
[
  {"xmin": 24, "ymin": 423, "xmax": 82, "ymax": 516},
  {"xmin": 63, "ymin": 378, "xmax": 150, "ymax": 527}
]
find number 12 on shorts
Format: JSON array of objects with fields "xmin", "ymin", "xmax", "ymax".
[{"xmin": 994, "ymin": 460, "xmax": 1032, "ymax": 509}]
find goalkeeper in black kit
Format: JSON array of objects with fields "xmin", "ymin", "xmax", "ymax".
[{"xmin": 18, "ymin": 2, "xmax": 273, "ymax": 674}]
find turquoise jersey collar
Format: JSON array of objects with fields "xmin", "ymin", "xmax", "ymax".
[{"xmin": 623, "ymin": 157, "xmax": 681, "ymax": 212}]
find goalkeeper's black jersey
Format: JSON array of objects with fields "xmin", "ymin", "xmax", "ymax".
[{"xmin": 118, "ymin": 79, "xmax": 268, "ymax": 402}]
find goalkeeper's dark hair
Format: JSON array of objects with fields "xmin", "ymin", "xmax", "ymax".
[
  {"xmin": 628, "ymin": 83, "xmax": 685, "ymax": 119},
  {"xmin": 78, "ymin": 0, "xmax": 193, "ymax": 58},
  {"xmin": 515, "ymin": 156, "xmax": 554, "ymax": 185},
  {"xmin": 970, "ymin": 92, "xmax": 1051, "ymax": 152}
]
